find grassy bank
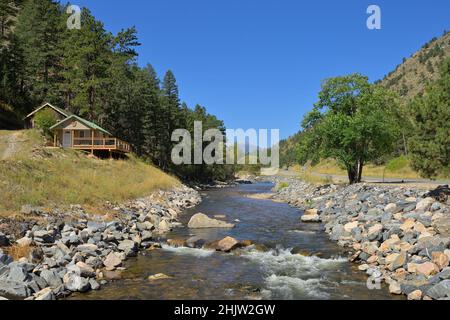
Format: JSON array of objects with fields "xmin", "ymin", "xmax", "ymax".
[{"xmin": 0, "ymin": 130, "xmax": 179, "ymax": 214}]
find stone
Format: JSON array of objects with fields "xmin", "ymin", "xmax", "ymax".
[
  {"xmin": 34, "ymin": 287, "xmax": 55, "ymax": 301},
  {"xmin": 400, "ymin": 219, "xmax": 416, "ymax": 232},
  {"xmin": 8, "ymin": 264, "xmax": 29, "ymax": 282},
  {"xmin": 301, "ymin": 214, "xmax": 321, "ymax": 223},
  {"xmin": 0, "ymin": 233, "xmax": 10, "ymax": 247},
  {"xmin": 389, "ymin": 281, "xmax": 402, "ymax": 295},
  {"xmin": 0, "ymin": 280, "xmax": 31, "ymax": 298},
  {"xmin": 188, "ymin": 213, "xmax": 235, "ymax": 229},
  {"xmin": 415, "ymin": 262, "xmax": 440, "ymax": 277},
  {"xmin": 103, "ymin": 252, "xmax": 122, "ymax": 270},
  {"xmin": 407, "ymin": 290, "xmax": 422, "ymax": 300},
  {"xmin": 426, "ymin": 280, "xmax": 450, "ymax": 300},
  {"xmin": 432, "ymin": 252, "xmax": 449, "ymax": 270},
  {"xmin": 75, "ymin": 261, "xmax": 96, "ymax": 278},
  {"xmin": 186, "ymin": 236, "xmax": 206, "ymax": 249},
  {"xmin": 367, "ymin": 224, "xmax": 383, "ymax": 240},
  {"xmin": 344, "ymin": 221, "xmax": 359, "ymax": 233},
  {"xmin": 16, "ymin": 237, "xmax": 32, "ymax": 247},
  {"xmin": 89, "ymin": 279, "xmax": 100, "ymax": 290},
  {"xmin": 33, "ymin": 230, "xmax": 54, "ymax": 243},
  {"xmin": 148, "ymin": 273, "xmax": 172, "ymax": 281},
  {"xmin": 167, "ymin": 239, "xmax": 187, "ymax": 248},
  {"xmin": 217, "ymin": 236, "xmax": 240, "ymax": 252},
  {"xmin": 39, "ymin": 269, "xmax": 62, "ymax": 288},
  {"xmin": 0, "ymin": 252, "xmax": 13, "ymax": 266},
  {"xmin": 388, "ymin": 251, "xmax": 407, "ymax": 271},
  {"xmin": 63, "ymin": 272, "xmax": 91, "ymax": 292},
  {"xmin": 304, "ymin": 209, "xmax": 319, "ymax": 216},
  {"xmin": 118, "ymin": 240, "xmax": 138, "ymax": 256},
  {"xmin": 77, "ymin": 244, "xmax": 98, "ymax": 254},
  {"xmin": 358, "ymin": 264, "xmax": 370, "ymax": 271},
  {"xmin": 384, "ymin": 203, "xmax": 398, "ymax": 213},
  {"xmin": 416, "ymin": 197, "xmax": 434, "ymax": 211}
]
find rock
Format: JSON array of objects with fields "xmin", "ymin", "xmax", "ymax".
[
  {"xmin": 20, "ymin": 205, "xmax": 41, "ymax": 215},
  {"xmin": 0, "ymin": 280, "xmax": 31, "ymax": 298},
  {"xmin": 367, "ymin": 224, "xmax": 383, "ymax": 241},
  {"xmin": 0, "ymin": 252, "xmax": 13, "ymax": 266},
  {"xmin": 118, "ymin": 240, "xmax": 138, "ymax": 256},
  {"xmin": 75, "ymin": 262, "xmax": 96, "ymax": 278},
  {"xmin": 304, "ymin": 209, "xmax": 319, "ymax": 216},
  {"xmin": 188, "ymin": 213, "xmax": 235, "ymax": 229},
  {"xmin": 102, "ymin": 270, "xmax": 122, "ymax": 280},
  {"xmin": 400, "ymin": 219, "xmax": 416, "ymax": 232},
  {"xmin": 301, "ymin": 214, "xmax": 321, "ymax": 223},
  {"xmin": 34, "ymin": 287, "xmax": 55, "ymax": 301},
  {"xmin": 8, "ymin": 264, "xmax": 29, "ymax": 282},
  {"xmin": 416, "ymin": 197, "xmax": 435, "ymax": 211},
  {"xmin": 167, "ymin": 239, "xmax": 187, "ymax": 248},
  {"xmin": 63, "ymin": 272, "xmax": 91, "ymax": 292},
  {"xmin": 89, "ymin": 279, "xmax": 100, "ymax": 290},
  {"xmin": 415, "ymin": 262, "xmax": 440, "ymax": 277},
  {"xmin": 426, "ymin": 279, "xmax": 450, "ymax": 300},
  {"xmin": 407, "ymin": 290, "xmax": 422, "ymax": 300},
  {"xmin": 33, "ymin": 230, "xmax": 54, "ymax": 243},
  {"xmin": 148, "ymin": 273, "xmax": 172, "ymax": 281},
  {"xmin": 389, "ymin": 281, "xmax": 402, "ymax": 295},
  {"xmin": 76, "ymin": 244, "xmax": 98, "ymax": 254},
  {"xmin": 186, "ymin": 236, "xmax": 206, "ymax": 249},
  {"xmin": 16, "ymin": 237, "xmax": 32, "ymax": 247},
  {"xmin": 344, "ymin": 221, "xmax": 359, "ymax": 233},
  {"xmin": 386, "ymin": 251, "xmax": 407, "ymax": 271},
  {"xmin": 217, "ymin": 236, "xmax": 240, "ymax": 252},
  {"xmin": 432, "ymin": 252, "xmax": 449, "ymax": 270},
  {"xmin": 103, "ymin": 252, "xmax": 122, "ymax": 270},
  {"xmin": 358, "ymin": 264, "xmax": 370, "ymax": 271},
  {"xmin": 39, "ymin": 269, "xmax": 63, "ymax": 288},
  {"xmin": 384, "ymin": 203, "xmax": 398, "ymax": 213},
  {"xmin": 28, "ymin": 247, "xmax": 44, "ymax": 264},
  {"xmin": 0, "ymin": 232, "xmax": 10, "ymax": 247}
]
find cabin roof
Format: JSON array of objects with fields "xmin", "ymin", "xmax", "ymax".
[
  {"xmin": 50, "ymin": 115, "xmax": 112, "ymax": 136},
  {"xmin": 25, "ymin": 102, "xmax": 73, "ymax": 119}
]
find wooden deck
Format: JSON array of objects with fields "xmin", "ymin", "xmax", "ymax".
[{"xmin": 71, "ymin": 138, "xmax": 131, "ymax": 153}]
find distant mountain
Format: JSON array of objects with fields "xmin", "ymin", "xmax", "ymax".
[{"xmin": 377, "ymin": 30, "xmax": 450, "ymax": 100}]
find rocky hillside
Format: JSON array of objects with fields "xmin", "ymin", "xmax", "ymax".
[{"xmin": 378, "ymin": 31, "xmax": 450, "ymax": 100}]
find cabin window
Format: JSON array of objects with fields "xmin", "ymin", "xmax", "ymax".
[{"xmin": 78, "ymin": 130, "xmax": 91, "ymax": 138}]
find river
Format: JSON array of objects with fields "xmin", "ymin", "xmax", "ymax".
[{"xmin": 73, "ymin": 182, "xmax": 399, "ymax": 300}]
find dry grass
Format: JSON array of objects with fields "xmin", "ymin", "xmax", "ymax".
[
  {"xmin": 4, "ymin": 244, "xmax": 32, "ymax": 261},
  {"xmin": 0, "ymin": 131, "xmax": 179, "ymax": 214}
]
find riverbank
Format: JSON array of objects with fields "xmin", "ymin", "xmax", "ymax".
[
  {"xmin": 267, "ymin": 177, "xmax": 450, "ymax": 300},
  {"xmin": 0, "ymin": 184, "xmax": 201, "ymax": 300}
]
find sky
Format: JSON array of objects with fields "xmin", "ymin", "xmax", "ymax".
[{"xmin": 74, "ymin": 0, "xmax": 449, "ymax": 140}]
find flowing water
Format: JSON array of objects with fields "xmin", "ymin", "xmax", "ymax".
[{"xmin": 74, "ymin": 183, "xmax": 400, "ymax": 300}]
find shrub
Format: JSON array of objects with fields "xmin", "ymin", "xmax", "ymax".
[{"xmin": 34, "ymin": 109, "xmax": 57, "ymax": 138}]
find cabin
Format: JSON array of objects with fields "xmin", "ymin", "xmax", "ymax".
[
  {"xmin": 25, "ymin": 103, "xmax": 131, "ymax": 157},
  {"xmin": 24, "ymin": 102, "xmax": 72, "ymax": 129}
]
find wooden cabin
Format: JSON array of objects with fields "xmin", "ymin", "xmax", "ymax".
[
  {"xmin": 25, "ymin": 103, "xmax": 131, "ymax": 156},
  {"xmin": 50, "ymin": 115, "xmax": 131, "ymax": 155}
]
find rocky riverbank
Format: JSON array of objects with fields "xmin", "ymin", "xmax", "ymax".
[
  {"xmin": 269, "ymin": 177, "xmax": 450, "ymax": 300},
  {"xmin": 0, "ymin": 185, "xmax": 201, "ymax": 300}
]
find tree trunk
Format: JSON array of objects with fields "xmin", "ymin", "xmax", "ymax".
[
  {"xmin": 347, "ymin": 165, "xmax": 358, "ymax": 185},
  {"xmin": 357, "ymin": 159, "xmax": 364, "ymax": 183}
]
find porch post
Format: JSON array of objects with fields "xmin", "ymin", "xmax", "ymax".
[
  {"xmin": 53, "ymin": 132, "xmax": 57, "ymax": 147},
  {"xmin": 91, "ymin": 129, "xmax": 94, "ymax": 154}
]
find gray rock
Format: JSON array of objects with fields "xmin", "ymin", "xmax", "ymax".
[
  {"xmin": 33, "ymin": 230, "xmax": 54, "ymax": 243},
  {"xmin": 118, "ymin": 240, "xmax": 138, "ymax": 256},
  {"xmin": 8, "ymin": 264, "xmax": 29, "ymax": 282},
  {"xmin": 0, "ymin": 279, "xmax": 31, "ymax": 298},
  {"xmin": 426, "ymin": 280, "xmax": 450, "ymax": 300},
  {"xmin": 0, "ymin": 252, "xmax": 13, "ymax": 266},
  {"xmin": 89, "ymin": 279, "xmax": 100, "ymax": 290},
  {"xmin": 0, "ymin": 232, "xmax": 10, "ymax": 247},
  {"xmin": 63, "ymin": 272, "xmax": 91, "ymax": 292},
  {"xmin": 34, "ymin": 287, "xmax": 55, "ymax": 300},
  {"xmin": 40, "ymin": 269, "xmax": 63, "ymax": 288}
]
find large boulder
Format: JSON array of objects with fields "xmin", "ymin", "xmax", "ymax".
[
  {"xmin": 103, "ymin": 252, "xmax": 122, "ymax": 270},
  {"xmin": 426, "ymin": 279, "xmax": 450, "ymax": 300},
  {"xmin": 63, "ymin": 272, "xmax": 91, "ymax": 292},
  {"xmin": 217, "ymin": 237, "xmax": 240, "ymax": 252},
  {"xmin": 188, "ymin": 213, "xmax": 235, "ymax": 229},
  {"xmin": 39, "ymin": 269, "xmax": 63, "ymax": 288},
  {"xmin": 0, "ymin": 280, "xmax": 31, "ymax": 298}
]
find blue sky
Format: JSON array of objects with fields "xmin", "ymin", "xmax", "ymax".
[{"xmin": 74, "ymin": 0, "xmax": 449, "ymax": 140}]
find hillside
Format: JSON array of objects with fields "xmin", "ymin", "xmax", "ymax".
[
  {"xmin": 0, "ymin": 130, "xmax": 179, "ymax": 213},
  {"xmin": 378, "ymin": 30, "xmax": 450, "ymax": 99}
]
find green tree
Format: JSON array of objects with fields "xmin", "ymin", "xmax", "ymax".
[
  {"xmin": 408, "ymin": 58, "xmax": 450, "ymax": 178},
  {"xmin": 297, "ymin": 74, "xmax": 399, "ymax": 184},
  {"xmin": 34, "ymin": 108, "xmax": 57, "ymax": 137}
]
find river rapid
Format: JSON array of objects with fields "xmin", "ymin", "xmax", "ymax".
[{"xmin": 74, "ymin": 182, "xmax": 400, "ymax": 300}]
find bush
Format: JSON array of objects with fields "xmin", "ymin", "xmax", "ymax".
[{"xmin": 33, "ymin": 109, "xmax": 57, "ymax": 138}]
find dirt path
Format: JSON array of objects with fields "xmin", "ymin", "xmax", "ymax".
[{"xmin": 0, "ymin": 131, "xmax": 21, "ymax": 160}]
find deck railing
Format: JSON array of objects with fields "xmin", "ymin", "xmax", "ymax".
[{"xmin": 72, "ymin": 138, "xmax": 131, "ymax": 153}]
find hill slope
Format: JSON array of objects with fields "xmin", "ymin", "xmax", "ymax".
[
  {"xmin": 0, "ymin": 130, "xmax": 179, "ymax": 213},
  {"xmin": 378, "ymin": 31, "xmax": 450, "ymax": 99}
]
